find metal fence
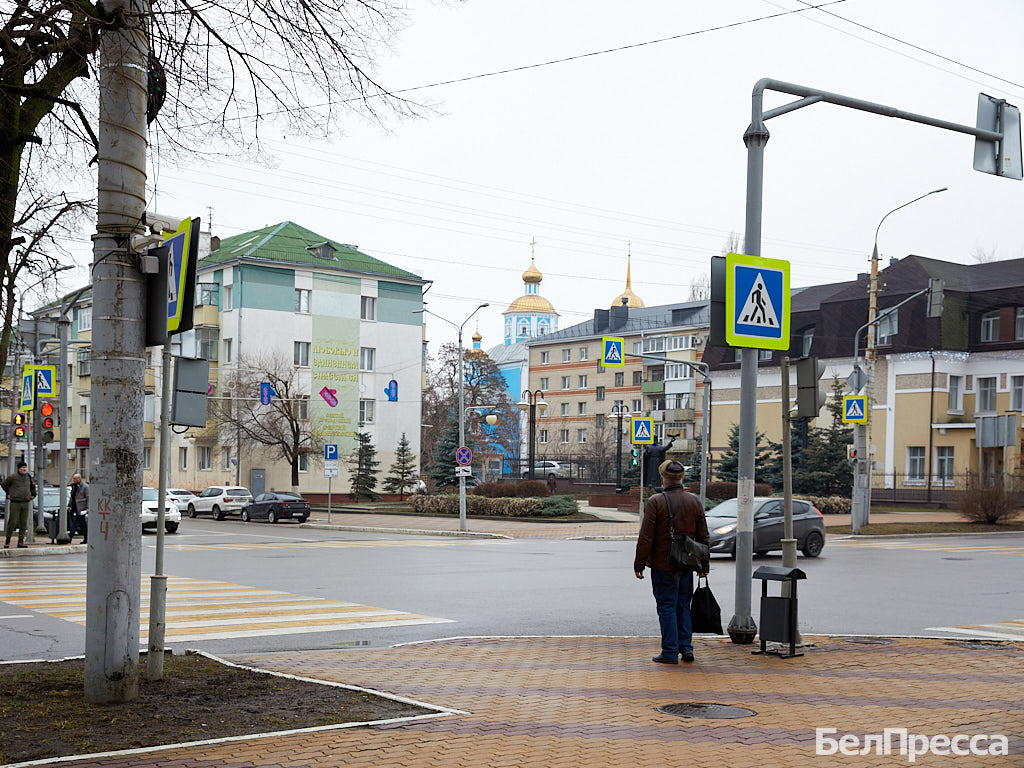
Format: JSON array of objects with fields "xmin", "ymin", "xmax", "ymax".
[{"xmin": 869, "ymin": 472, "xmax": 1024, "ymax": 505}]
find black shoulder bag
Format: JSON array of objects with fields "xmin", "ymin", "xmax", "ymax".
[{"xmin": 665, "ymin": 491, "xmax": 709, "ymax": 573}]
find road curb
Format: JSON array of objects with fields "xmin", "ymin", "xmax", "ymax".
[
  {"xmin": 828, "ymin": 529, "xmax": 1024, "ymax": 541},
  {"xmin": 0, "ymin": 543, "xmax": 86, "ymax": 558},
  {"xmin": 300, "ymin": 522, "xmax": 510, "ymax": 539}
]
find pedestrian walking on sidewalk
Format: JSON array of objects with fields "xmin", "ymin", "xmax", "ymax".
[
  {"xmin": 3, "ymin": 461, "xmax": 36, "ymax": 549},
  {"xmin": 68, "ymin": 473, "xmax": 89, "ymax": 543},
  {"xmin": 546, "ymin": 473, "xmax": 557, "ymax": 495},
  {"xmin": 633, "ymin": 460, "xmax": 709, "ymax": 664}
]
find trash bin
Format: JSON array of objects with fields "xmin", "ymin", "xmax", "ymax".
[{"xmin": 751, "ymin": 565, "xmax": 807, "ymax": 659}]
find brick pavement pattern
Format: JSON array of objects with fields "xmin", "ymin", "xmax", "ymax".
[{"xmin": 53, "ymin": 635, "xmax": 1023, "ymax": 768}]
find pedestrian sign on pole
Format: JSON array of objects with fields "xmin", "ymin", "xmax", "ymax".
[
  {"xmin": 26, "ymin": 364, "xmax": 56, "ymax": 397},
  {"xmin": 164, "ymin": 217, "xmax": 200, "ymax": 335},
  {"xmin": 725, "ymin": 252, "xmax": 790, "ymax": 350},
  {"xmin": 842, "ymin": 395, "xmax": 868, "ymax": 424},
  {"xmin": 631, "ymin": 417, "xmax": 654, "ymax": 445},
  {"xmin": 19, "ymin": 370, "xmax": 34, "ymax": 411},
  {"xmin": 601, "ymin": 336, "xmax": 624, "ymax": 367}
]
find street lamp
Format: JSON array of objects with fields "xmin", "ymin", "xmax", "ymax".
[
  {"xmin": 414, "ymin": 302, "xmax": 488, "ymax": 532},
  {"xmin": 855, "ymin": 187, "xmax": 948, "ymax": 533},
  {"xmin": 610, "ymin": 402, "xmax": 631, "ymax": 490},
  {"xmin": 517, "ymin": 390, "xmax": 547, "ymax": 480}
]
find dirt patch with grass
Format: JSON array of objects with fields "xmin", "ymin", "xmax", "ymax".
[
  {"xmin": 826, "ymin": 521, "xmax": 1024, "ymax": 535},
  {"xmin": 0, "ymin": 652, "xmax": 431, "ymax": 765}
]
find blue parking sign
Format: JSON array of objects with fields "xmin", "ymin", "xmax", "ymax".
[{"xmin": 324, "ymin": 444, "xmax": 338, "ymax": 461}]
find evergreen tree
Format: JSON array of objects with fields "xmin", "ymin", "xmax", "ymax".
[
  {"xmin": 383, "ymin": 433, "xmax": 418, "ymax": 500},
  {"xmin": 716, "ymin": 423, "xmax": 773, "ymax": 483},
  {"xmin": 805, "ymin": 378, "xmax": 854, "ymax": 496},
  {"xmin": 348, "ymin": 431, "xmax": 380, "ymax": 501},
  {"xmin": 427, "ymin": 415, "xmax": 479, "ymax": 490}
]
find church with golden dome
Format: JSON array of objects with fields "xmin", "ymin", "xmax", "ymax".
[{"xmin": 502, "ymin": 251, "xmax": 559, "ymax": 344}]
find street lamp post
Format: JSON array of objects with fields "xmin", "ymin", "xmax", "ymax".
[
  {"xmin": 517, "ymin": 390, "xmax": 547, "ymax": 480},
  {"xmin": 610, "ymin": 403, "xmax": 631, "ymax": 490},
  {"xmin": 415, "ymin": 303, "xmax": 488, "ymax": 532}
]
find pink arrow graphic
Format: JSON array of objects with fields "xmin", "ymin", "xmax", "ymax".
[{"xmin": 319, "ymin": 387, "xmax": 338, "ymax": 408}]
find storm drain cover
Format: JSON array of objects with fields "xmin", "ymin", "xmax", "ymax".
[
  {"xmin": 946, "ymin": 640, "xmax": 1015, "ymax": 651},
  {"xmin": 657, "ymin": 703, "xmax": 756, "ymax": 719},
  {"xmin": 830, "ymin": 636, "xmax": 896, "ymax": 645}
]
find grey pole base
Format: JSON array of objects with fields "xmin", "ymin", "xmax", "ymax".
[
  {"xmin": 145, "ymin": 574, "xmax": 168, "ymax": 681},
  {"xmin": 779, "ymin": 537, "xmax": 803, "ymax": 646},
  {"xmin": 727, "ymin": 618, "xmax": 758, "ymax": 644}
]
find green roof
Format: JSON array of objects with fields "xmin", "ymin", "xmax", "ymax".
[{"xmin": 197, "ymin": 221, "xmax": 422, "ymax": 281}]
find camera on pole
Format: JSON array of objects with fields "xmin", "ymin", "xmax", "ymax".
[{"xmin": 795, "ymin": 356, "xmax": 827, "ymax": 418}]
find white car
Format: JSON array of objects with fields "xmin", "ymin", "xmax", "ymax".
[
  {"xmin": 522, "ymin": 461, "xmax": 569, "ymax": 479},
  {"xmin": 166, "ymin": 488, "xmax": 198, "ymax": 508},
  {"xmin": 141, "ymin": 486, "xmax": 181, "ymax": 533},
  {"xmin": 187, "ymin": 486, "xmax": 254, "ymax": 520}
]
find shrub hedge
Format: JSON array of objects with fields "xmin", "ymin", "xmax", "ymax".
[
  {"xmin": 472, "ymin": 480, "xmax": 548, "ymax": 498},
  {"xmin": 411, "ymin": 489, "xmax": 580, "ymax": 517},
  {"xmin": 805, "ymin": 495, "xmax": 851, "ymax": 515}
]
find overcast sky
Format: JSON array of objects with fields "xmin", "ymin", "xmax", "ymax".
[{"xmin": 58, "ymin": 0, "xmax": 1024, "ymax": 353}]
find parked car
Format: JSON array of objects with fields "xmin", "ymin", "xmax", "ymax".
[
  {"xmin": 240, "ymin": 491, "xmax": 310, "ymax": 524},
  {"xmin": 522, "ymin": 461, "xmax": 569, "ymax": 479},
  {"xmin": 166, "ymin": 488, "xmax": 198, "ymax": 508},
  {"xmin": 187, "ymin": 486, "xmax": 254, "ymax": 520},
  {"xmin": 141, "ymin": 486, "xmax": 181, "ymax": 533},
  {"xmin": 37, "ymin": 487, "xmax": 63, "ymax": 532},
  {"xmin": 706, "ymin": 496, "xmax": 826, "ymax": 558}
]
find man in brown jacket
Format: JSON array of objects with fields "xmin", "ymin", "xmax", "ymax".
[{"xmin": 634, "ymin": 460, "xmax": 710, "ymax": 664}]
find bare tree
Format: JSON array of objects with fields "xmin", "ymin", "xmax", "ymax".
[
  {"xmin": 216, "ymin": 351, "xmax": 321, "ymax": 490},
  {"xmin": 688, "ymin": 272, "xmax": 710, "ymax": 302},
  {"xmin": 721, "ymin": 231, "xmax": 743, "ymax": 255}
]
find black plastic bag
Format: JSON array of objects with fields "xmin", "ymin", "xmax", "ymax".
[{"xmin": 691, "ymin": 575, "xmax": 724, "ymax": 634}]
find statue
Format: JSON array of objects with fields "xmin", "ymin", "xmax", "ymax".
[{"xmin": 643, "ymin": 434, "xmax": 679, "ymax": 489}]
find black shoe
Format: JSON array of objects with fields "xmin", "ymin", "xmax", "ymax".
[
  {"xmin": 681, "ymin": 651, "xmax": 695, "ymax": 663},
  {"xmin": 652, "ymin": 654, "xmax": 679, "ymax": 665}
]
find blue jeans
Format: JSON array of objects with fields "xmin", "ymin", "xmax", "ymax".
[{"xmin": 650, "ymin": 568, "xmax": 694, "ymax": 656}]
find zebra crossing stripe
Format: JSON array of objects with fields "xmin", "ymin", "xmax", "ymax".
[{"xmin": 925, "ymin": 624, "xmax": 1024, "ymax": 641}]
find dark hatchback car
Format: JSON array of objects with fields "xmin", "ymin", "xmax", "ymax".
[
  {"xmin": 706, "ymin": 497, "xmax": 826, "ymax": 558},
  {"xmin": 240, "ymin": 492, "xmax": 310, "ymax": 524}
]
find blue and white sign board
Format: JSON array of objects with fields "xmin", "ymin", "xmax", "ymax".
[
  {"xmin": 631, "ymin": 417, "xmax": 654, "ymax": 445},
  {"xmin": 260, "ymin": 382, "xmax": 275, "ymax": 406},
  {"xmin": 324, "ymin": 443, "xmax": 339, "ymax": 461},
  {"xmin": 19, "ymin": 370, "xmax": 34, "ymax": 411},
  {"xmin": 456, "ymin": 446, "xmax": 473, "ymax": 466},
  {"xmin": 163, "ymin": 217, "xmax": 199, "ymax": 334},
  {"xmin": 725, "ymin": 252, "xmax": 790, "ymax": 350},
  {"xmin": 27, "ymin": 365, "xmax": 56, "ymax": 397},
  {"xmin": 602, "ymin": 336, "xmax": 625, "ymax": 367},
  {"xmin": 842, "ymin": 395, "xmax": 868, "ymax": 424}
]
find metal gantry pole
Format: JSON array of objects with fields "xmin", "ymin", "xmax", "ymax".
[
  {"xmin": 147, "ymin": 339, "xmax": 172, "ymax": 680},
  {"xmin": 527, "ymin": 398, "xmax": 536, "ymax": 481},
  {"xmin": 56, "ymin": 315, "xmax": 71, "ymax": 543}
]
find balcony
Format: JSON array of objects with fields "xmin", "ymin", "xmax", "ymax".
[
  {"xmin": 193, "ymin": 304, "xmax": 221, "ymax": 327},
  {"xmin": 670, "ymin": 408, "xmax": 695, "ymax": 422},
  {"xmin": 144, "ymin": 421, "xmax": 154, "ymax": 440},
  {"xmin": 641, "ymin": 380, "xmax": 664, "ymax": 395}
]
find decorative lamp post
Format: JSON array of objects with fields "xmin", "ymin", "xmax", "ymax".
[
  {"xmin": 610, "ymin": 402, "xmax": 631, "ymax": 490},
  {"xmin": 517, "ymin": 389, "xmax": 547, "ymax": 480}
]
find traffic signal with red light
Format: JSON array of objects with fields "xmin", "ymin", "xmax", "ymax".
[{"xmin": 39, "ymin": 401, "xmax": 55, "ymax": 442}]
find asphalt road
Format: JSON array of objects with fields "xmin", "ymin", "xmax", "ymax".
[{"xmin": 2, "ymin": 519, "xmax": 1022, "ymax": 661}]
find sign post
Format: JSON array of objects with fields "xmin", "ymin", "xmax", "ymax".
[{"xmin": 325, "ymin": 444, "xmax": 338, "ymax": 523}]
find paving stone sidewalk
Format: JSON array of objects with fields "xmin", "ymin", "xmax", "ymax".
[{"xmin": 46, "ymin": 634, "xmax": 1023, "ymax": 768}]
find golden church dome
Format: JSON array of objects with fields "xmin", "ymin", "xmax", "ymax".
[
  {"xmin": 505, "ymin": 294, "xmax": 557, "ymax": 314},
  {"xmin": 611, "ymin": 254, "xmax": 644, "ymax": 308},
  {"xmin": 522, "ymin": 257, "xmax": 542, "ymax": 284}
]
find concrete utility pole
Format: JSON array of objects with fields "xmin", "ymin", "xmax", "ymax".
[{"xmin": 85, "ymin": 0, "xmax": 148, "ymax": 703}]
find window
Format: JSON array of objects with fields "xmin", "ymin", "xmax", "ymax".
[
  {"xmin": 577, "ymin": 428, "xmax": 588, "ymax": 443},
  {"xmin": 179, "ymin": 446, "xmax": 188, "ymax": 470},
  {"xmin": 560, "ymin": 403, "xmax": 570, "ymax": 416},
  {"xmin": 539, "ymin": 429, "xmax": 549, "ymax": 444},
  {"xmin": 1017, "ymin": 308, "xmax": 1024, "ymax": 340},
  {"xmin": 518, "ymin": 321, "xmax": 529, "ymax": 336},
  {"xmin": 614, "ymin": 372, "xmax": 624, "ymax": 386},
  {"xmin": 577, "ymin": 402, "xmax": 587, "ymax": 415},
  {"xmin": 561, "ymin": 376, "xmax": 570, "ymax": 389},
  {"xmin": 222, "ymin": 285, "xmax": 233, "ymax": 310},
  {"xmin": 578, "ymin": 375, "xmax": 588, "ymax": 388},
  {"xmin": 223, "ymin": 446, "xmax": 233, "ymax": 471},
  {"xmin": 977, "ymin": 376, "xmax": 997, "ymax": 412},
  {"xmin": 981, "ymin": 311, "xmax": 1000, "ymax": 342},
  {"xmin": 595, "ymin": 414, "xmax": 606, "ymax": 429},
  {"xmin": 579, "ymin": 347, "xmax": 589, "ymax": 361},
  {"xmin": 541, "ymin": 351, "xmax": 550, "ymax": 364},
  {"xmin": 1013, "ymin": 376, "xmax": 1024, "ymax": 411},
  {"xmin": 360, "ymin": 296, "xmax": 376, "ymax": 320},
  {"xmin": 758, "ymin": 349, "xmax": 773, "ymax": 361},
  {"xmin": 143, "ymin": 447, "xmax": 152, "ymax": 470},
  {"xmin": 359, "ymin": 398, "xmax": 375, "ymax": 424},
  {"xmin": 632, "ymin": 398, "xmax": 642, "ymax": 411},
  {"xmin": 198, "ymin": 283, "xmax": 220, "ymax": 307},
  {"xmin": 562, "ymin": 349, "xmax": 571, "ymax": 362},
  {"xmin": 294, "ymin": 341, "xmax": 310, "ymax": 367},
  {"xmin": 641, "ymin": 335, "xmax": 693, "ymax": 353},
  {"xmin": 311, "ymin": 242, "xmax": 335, "ymax": 260},
  {"xmin": 596, "ymin": 362, "xmax": 605, "ymax": 373},
  {"xmin": 633, "ymin": 371, "xmax": 643, "ymax": 385},
  {"xmin": 80, "ymin": 404, "xmax": 87, "ymax": 424},
  {"xmin": 935, "ymin": 446, "xmax": 955, "ymax": 483},
  {"xmin": 665, "ymin": 363, "xmax": 692, "ymax": 381},
  {"xmin": 948, "ymin": 375, "xmax": 964, "ymax": 412},
  {"xmin": 296, "ymin": 396, "xmax": 309, "ymax": 420},
  {"xmin": 540, "ymin": 377, "xmax": 549, "ymax": 390},
  {"xmin": 197, "ymin": 327, "xmax": 219, "ymax": 361},
  {"xmin": 907, "ymin": 446, "xmax": 925, "ymax": 483},
  {"xmin": 876, "ymin": 307, "xmax": 898, "ymax": 345},
  {"xmin": 359, "ymin": 347, "xmax": 375, "ymax": 371},
  {"xmin": 596, "ymin": 386, "xmax": 605, "ymax": 401},
  {"xmin": 77, "ymin": 348, "xmax": 91, "ymax": 376},
  {"xmin": 298, "ymin": 453, "xmax": 309, "ymax": 472},
  {"xmin": 199, "ymin": 446, "xmax": 212, "ymax": 471},
  {"xmin": 295, "ymin": 289, "xmax": 311, "ymax": 313},
  {"xmin": 733, "ymin": 348, "xmax": 742, "ymax": 362},
  {"xmin": 77, "ymin": 305, "xmax": 92, "ymax": 331},
  {"xmin": 560, "ymin": 429, "xmax": 570, "ymax": 444},
  {"xmin": 223, "ymin": 338, "xmax": 233, "ymax": 363},
  {"xmin": 800, "ymin": 327, "xmax": 815, "ymax": 357}
]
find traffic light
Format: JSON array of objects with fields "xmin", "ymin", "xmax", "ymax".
[
  {"xmin": 13, "ymin": 412, "xmax": 25, "ymax": 439},
  {"xmin": 795, "ymin": 356, "xmax": 827, "ymax": 418},
  {"xmin": 847, "ymin": 445, "xmax": 857, "ymax": 463},
  {"xmin": 630, "ymin": 448, "xmax": 639, "ymax": 466},
  {"xmin": 39, "ymin": 401, "xmax": 54, "ymax": 442}
]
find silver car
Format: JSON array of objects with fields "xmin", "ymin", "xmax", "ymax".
[{"xmin": 706, "ymin": 497, "xmax": 826, "ymax": 558}]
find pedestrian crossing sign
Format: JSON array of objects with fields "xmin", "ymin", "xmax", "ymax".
[
  {"xmin": 725, "ymin": 252, "xmax": 790, "ymax": 350},
  {"xmin": 631, "ymin": 417, "xmax": 654, "ymax": 445},
  {"xmin": 842, "ymin": 395, "xmax": 868, "ymax": 424},
  {"xmin": 27, "ymin": 364, "xmax": 56, "ymax": 398},
  {"xmin": 602, "ymin": 336, "xmax": 624, "ymax": 367},
  {"xmin": 19, "ymin": 370, "xmax": 34, "ymax": 411}
]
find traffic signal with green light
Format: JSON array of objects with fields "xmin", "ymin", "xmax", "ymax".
[{"xmin": 630, "ymin": 448, "xmax": 639, "ymax": 466}]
